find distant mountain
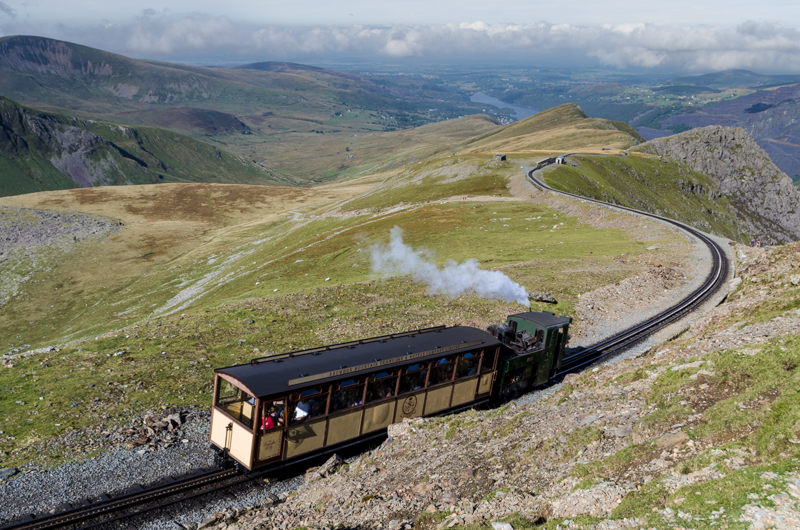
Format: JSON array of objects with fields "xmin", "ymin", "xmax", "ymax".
[
  {"xmin": 660, "ymin": 83, "xmax": 800, "ymax": 181},
  {"xmin": 235, "ymin": 62, "xmax": 325, "ymax": 73},
  {"xmin": 0, "ymin": 36, "xmax": 487, "ymax": 185},
  {"xmin": 668, "ymin": 69, "xmax": 800, "ymax": 89},
  {"xmin": 0, "ymin": 97, "xmax": 267, "ymax": 197},
  {"xmin": 0, "ymin": 35, "xmax": 464, "ymax": 131}
]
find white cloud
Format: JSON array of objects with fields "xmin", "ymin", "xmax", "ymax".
[
  {"xmin": 5, "ymin": 13, "xmax": 800, "ymax": 73},
  {"xmin": 0, "ymin": 2, "xmax": 15, "ymax": 18},
  {"xmin": 125, "ymin": 11, "xmax": 241, "ymax": 54}
]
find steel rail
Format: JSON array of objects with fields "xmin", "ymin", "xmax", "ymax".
[
  {"xmin": 0, "ymin": 468, "xmax": 240, "ymax": 530},
  {"xmin": 526, "ymin": 157, "xmax": 728, "ymax": 376}
]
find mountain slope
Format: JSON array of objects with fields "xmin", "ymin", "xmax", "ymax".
[
  {"xmin": 543, "ymin": 154, "xmax": 749, "ymax": 242},
  {"xmin": 644, "ymin": 81, "xmax": 800, "ymax": 180},
  {"xmin": 634, "ymin": 126, "xmax": 800, "ymax": 243},
  {"xmin": 0, "ymin": 97, "xmax": 268, "ymax": 196},
  {"xmin": 459, "ymin": 103, "xmax": 643, "ymax": 154},
  {"xmin": 0, "ymin": 36, "xmax": 462, "ymax": 129}
]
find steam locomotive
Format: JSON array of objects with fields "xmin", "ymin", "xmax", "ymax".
[{"xmin": 209, "ymin": 311, "xmax": 571, "ymax": 471}]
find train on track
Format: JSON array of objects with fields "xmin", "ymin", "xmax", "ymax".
[
  {"xmin": 0, "ymin": 155, "xmax": 728, "ymax": 530},
  {"xmin": 210, "ymin": 311, "xmax": 571, "ymax": 471}
]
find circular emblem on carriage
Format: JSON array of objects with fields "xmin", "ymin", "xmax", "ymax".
[{"xmin": 402, "ymin": 395, "xmax": 417, "ymax": 416}]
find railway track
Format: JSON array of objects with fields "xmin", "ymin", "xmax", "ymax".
[
  {"xmin": 2, "ymin": 156, "xmax": 730, "ymax": 530},
  {"xmin": 0, "ymin": 467, "xmax": 245, "ymax": 530},
  {"xmin": 527, "ymin": 156, "xmax": 729, "ymax": 376}
]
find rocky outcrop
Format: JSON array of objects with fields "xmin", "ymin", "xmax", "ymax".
[
  {"xmin": 0, "ymin": 97, "xmax": 144, "ymax": 191},
  {"xmin": 0, "ymin": 36, "xmax": 113, "ymax": 79},
  {"xmin": 636, "ymin": 126, "xmax": 800, "ymax": 243}
]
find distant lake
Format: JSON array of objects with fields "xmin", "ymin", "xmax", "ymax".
[{"xmin": 470, "ymin": 92, "xmax": 538, "ymax": 120}]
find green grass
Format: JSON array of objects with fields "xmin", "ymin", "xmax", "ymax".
[
  {"xmin": 0, "ymin": 97, "xmax": 270, "ymax": 197},
  {"xmin": 571, "ymin": 441, "xmax": 659, "ymax": 481},
  {"xmin": 0, "ymin": 192, "xmax": 668, "ymax": 465},
  {"xmin": 640, "ymin": 336, "xmax": 800, "ymax": 455},
  {"xmin": 613, "ymin": 458, "xmax": 800, "ymax": 528},
  {"xmin": 342, "ymin": 156, "xmax": 512, "ymax": 210},
  {"xmin": 543, "ymin": 154, "xmax": 751, "ymax": 242}
]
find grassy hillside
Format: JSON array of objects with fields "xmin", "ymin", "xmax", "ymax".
[
  {"xmin": 0, "ymin": 37, "xmax": 500, "ymax": 186},
  {"xmin": 0, "ymin": 157, "xmax": 691, "ymax": 465},
  {"xmin": 252, "ymin": 114, "xmax": 501, "ymax": 185},
  {"xmin": 0, "ymin": 96, "xmax": 273, "ymax": 196},
  {"xmin": 458, "ymin": 104, "xmax": 644, "ymax": 155},
  {"xmin": 542, "ymin": 154, "xmax": 751, "ymax": 242}
]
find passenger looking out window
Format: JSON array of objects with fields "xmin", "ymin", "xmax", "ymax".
[
  {"xmin": 456, "ymin": 353, "xmax": 479, "ymax": 378},
  {"xmin": 367, "ymin": 371, "xmax": 397, "ymax": 402},
  {"xmin": 290, "ymin": 387, "xmax": 328, "ymax": 423},
  {"xmin": 399, "ymin": 364, "xmax": 427, "ymax": 393},
  {"xmin": 261, "ymin": 399, "xmax": 285, "ymax": 430},
  {"xmin": 331, "ymin": 379, "xmax": 364, "ymax": 412},
  {"xmin": 429, "ymin": 357, "xmax": 455, "ymax": 386}
]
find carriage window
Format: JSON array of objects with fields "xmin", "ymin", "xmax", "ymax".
[
  {"xmin": 330, "ymin": 378, "xmax": 365, "ymax": 412},
  {"xmin": 366, "ymin": 371, "xmax": 398, "ymax": 402},
  {"xmin": 429, "ymin": 356, "xmax": 455, "ymax": 386},
  {"xmin": 260, "ymin": 398, "xmax": 286, "ymax": 430},
  {"xmin": 289, "ymin": 386, "xmax": 329, "ymax": 423},
  {"xmin": 398, "ymin": 364, "xmax": 428, "ymax": 393},
  {"xmin": 215, "ymin": 378, "xmax": 255, "ymax": 429},
  {"xmin": 456, "ymin": 352, "xmax": 480, "ymax": 378},
  {"xmin": 480, "ymin": 349, "xmax": 497, "ymax": 373}
]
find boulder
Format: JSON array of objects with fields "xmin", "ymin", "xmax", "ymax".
[
  {"xmin": 305, "ymin": 454, "xmax": 344, "ymax": 483},
  {"xmin": 656, "ymin": 431, "xmax": 690, "ymax": 449},
  {"xmin": 529, "ymin": 292, "xmax": 557, "ymax": 304}
]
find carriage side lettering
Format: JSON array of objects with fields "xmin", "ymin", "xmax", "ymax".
[{"xmin": 287, "ymin": 341, "xmax": 483, "ymax": 386}]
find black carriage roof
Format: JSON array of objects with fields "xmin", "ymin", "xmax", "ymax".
[
  {"xmin": 215, "ymin": 325, "xmax": 501, "ymax": 399},
  {"xmin": 508, "ymin": 311, "xmax": 572, "ymax": 328}
]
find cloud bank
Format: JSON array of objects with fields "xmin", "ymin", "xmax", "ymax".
[
  {"xmin": 371, "ymin": 227, "xmax": 530, "ymax": 307},
  {"xmin": 3, "ymin": 13, "xmax": 800, "ymax": 72}
]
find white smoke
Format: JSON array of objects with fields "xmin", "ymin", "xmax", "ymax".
[{"xmin": 371, "ymin": 226, "xmax": 530, "ymax": 307}]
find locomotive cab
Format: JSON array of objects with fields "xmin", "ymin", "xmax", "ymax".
[{"xmin": 492, "ymin": 311, "xmax": 571, "ymax": 398}]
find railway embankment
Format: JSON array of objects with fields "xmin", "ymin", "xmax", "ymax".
[{"xmin": 211, "ymin": 242, "xmax": 800, "ymax": 530}]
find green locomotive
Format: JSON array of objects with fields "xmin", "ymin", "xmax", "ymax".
[{"xmin": 490, "ymin": 311, "xmax": 571, "ymax": 399}]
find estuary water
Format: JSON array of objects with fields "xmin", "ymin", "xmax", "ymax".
[{"xmin": 470, "ymin": 92, "xmax": 538, "ymax": 120}]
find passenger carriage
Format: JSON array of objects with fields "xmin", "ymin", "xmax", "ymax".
[{"xmin": 210, "ymin": 325, "xmax": 502, "ymax": 470}]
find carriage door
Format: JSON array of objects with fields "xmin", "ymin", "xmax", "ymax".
[{"xmin": 255, "ymin": 398, "xmax": 286, "ymax": 465}]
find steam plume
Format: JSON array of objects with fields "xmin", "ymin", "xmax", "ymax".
[{"xmin": 371, "ymin": 227, "xmax": 530, "ymax": 307}]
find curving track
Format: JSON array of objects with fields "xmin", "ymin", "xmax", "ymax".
[
  {"xmin": 527, "ymin": 156, "xmax": 729, "ymax": 376},
  {"xmin": 1, "ymin": 156, "xmax": 730, "ymax": 530}
]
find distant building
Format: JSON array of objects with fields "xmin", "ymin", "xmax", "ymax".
[{"xmin": 494, "ymin": 154, "xmax": 507, "ymax": 161}]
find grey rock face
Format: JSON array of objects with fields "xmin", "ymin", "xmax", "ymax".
[
  {"xmin": 637, "ymin": 126, "xmax": 800, "ymax": 243},
  {"xmin": 529, "ymin": 292, "xmax": 557, "ymax": 304}
]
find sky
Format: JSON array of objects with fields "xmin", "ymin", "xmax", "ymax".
[{"xmin": 3, "ymin": 0, "xmax": 800, "ymax": 73}]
